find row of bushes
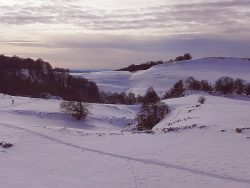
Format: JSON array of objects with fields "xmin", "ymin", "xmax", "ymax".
[
  {"xmin": 99, "ymin": 91, "xmax": 161, "ymax": 105},
  {"xmin": 99, "ymin": 91, "xmax": 141, "ymax": 105},
  {"xmin": 163, "ymin": 76, "xmax": 250, "ymax": 99},
  {"xmin": 98, "ymin": 76, "xmax": 250, "ymax": 105}
]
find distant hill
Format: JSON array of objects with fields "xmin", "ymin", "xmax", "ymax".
[
  {"xmin": 116, "ymin": 53, "xmax": 192, "ymax": 72},
  {"xmin": 82, "ymin": 57, "xmax": 250, "ymax": 96}
]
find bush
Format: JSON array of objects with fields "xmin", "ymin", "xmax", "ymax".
[
  {"xmin": 245, "ymin": 84, "xmax": 250, "ymax": 96},
  {"xmin": 200, "ymin": 80, "xmax": 213, "ymax": 92},
  {"xmin": 215, "ymin": 77, "xmax": 235, "ymax": 94},
  {"xmin": 198, "ymin": 96, "xmax": 206, "ymax": 104},
  {"xmin": 175, "ymin": 53, "xmax": 192, "ymax": 62},
  {"xmin": 234, "ymin": 78, "xmax": 245, "ymax": 94},
  {"xmin": 100, "ymin": 91, "xmax": 126, "ymax": 104},
  {"xmin": 136, "ymin": 101, "xmax": 169, "ymax": 130},
  {"xmin": 183, "ymin": 53, "xmax": 192, "ymax": 60},
  {"xmin": 163, "ymin": 80, "xmax": 184, "ymax": 99},
  {"xmin": 60, "ymin": 101, "xmax": 89, "ymax": 120},
  {"xmin": 125, "ymin": 92, "xmax": 137, "ymax": 105},
  {"xmin": 185, "ymin": 77, "xmax": 201, "ymax": 90}
]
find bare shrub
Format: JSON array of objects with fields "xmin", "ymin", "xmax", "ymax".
[
  {"xmin": 198, "ymin": 96, "xmax": 206, "ymax": 104},
  {"xmin": 60, "ymin": 101, "xmax": 89, "ymax": 120}
]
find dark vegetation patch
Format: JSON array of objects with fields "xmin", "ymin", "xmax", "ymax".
[
  {"xmin": 0, "ymin": 55, "xmax": 100, "ymax": 102},
  {"xmin": 235, "ymin": 127, "xmax": 250, "ymax": 134},
  {"xmin": 136, "ymin": 87, "xmax": 169, "ymax": 130},
  {"xmin": 131, "ymin": 130, "xmax": 155, "ymax": 134},
  {"xmin": 162, "ymin": 76, "xmax": 250, "ymax": 100},
  {"xmin": 117, "ymin": 53, "xmax": 192, "ymax": 72},
  {"xmin": 0, "ymin": 142, "xmax": 13, "ymax": 149}
]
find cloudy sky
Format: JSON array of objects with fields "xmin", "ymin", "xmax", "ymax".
[{"xmin": 0, "ymin": 0, "xmax": 250, "ymax": 68}]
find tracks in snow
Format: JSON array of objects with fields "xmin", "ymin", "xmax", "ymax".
[{"xmin": 1, "ymin": 122, "xmax": 250, "ymax": 185}]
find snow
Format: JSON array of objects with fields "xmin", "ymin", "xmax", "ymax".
[
  {"xmin": 1, "ymin": 57, "xmax": 250, "ymax": 188},
  {"xmin": 81, "ymin": 57, "xmax": 250, "ymax": 96},
  {"xmin": 1, "ymin": 92, "xmax": 250, "ymax": 188}
]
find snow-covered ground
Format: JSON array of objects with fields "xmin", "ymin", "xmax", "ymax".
[
  {"xmin": 1, "ymin": 56, "xmax": 250, "ymax": 187},
  {"xmin": 81, "ymin": 57, "xmax": 250, "ymax": 96},
  {"xmin": 1, "ymin": 92, "xmax": 250, "ymax": 188}
]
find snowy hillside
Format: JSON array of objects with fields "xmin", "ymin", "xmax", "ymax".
[
  {"xmin": 1, "ymin": 93, "xmax": 250, "ymax": 188},
  {"xmin": 1, "ymin": 56, "xmax": 250, "ymax": 188},
  {"xmin": 0, "ymin": 94, "xmax": 137, "ymax": 131},
  {"xmin": 82, "ymin": 57, "xmax": 250, "ymax": 96}
]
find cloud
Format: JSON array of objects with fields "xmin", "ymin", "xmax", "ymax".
[
  {"xmin": 5, "ymin": 32, "xmax": 250, "ymax": 57},
  {"xmin": 0, "ymin": 0, "xmax": 249, "ymax": 35}
]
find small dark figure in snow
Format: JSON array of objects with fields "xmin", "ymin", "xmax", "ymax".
[{"xmin": 12, "ymin": 99, "xmax": 14, "ymax": 105}]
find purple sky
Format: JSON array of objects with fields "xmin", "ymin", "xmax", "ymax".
[{"xmin": 0, "ymin": 0, "xmax": 250, "ymax": 68}]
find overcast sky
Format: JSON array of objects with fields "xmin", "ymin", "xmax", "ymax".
[{"xmin": 0, "ymin": 0, "xmax": 250, "ymax": 68}]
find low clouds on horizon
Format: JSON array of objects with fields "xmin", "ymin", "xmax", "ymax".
[{"xmin": 0, "ymin": 0, "xmax": 250, "ymax": 68}]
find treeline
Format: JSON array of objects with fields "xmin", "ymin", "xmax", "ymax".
[
  {"xmin": 162, "ymin": 76, "xmax": 250, "ymax": 99},
  {"xmin": 100, "ymin": 91, "xmax": 143, "ymax": 105},
  {"xmin": 0, "ymin": 55, "xmax": 100, "ymax": 102},
  {"xmin": 117, "ymin": 53, "xmax": 192, "ymax": 72}
]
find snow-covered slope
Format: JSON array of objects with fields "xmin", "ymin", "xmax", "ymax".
[
  {"xmin": 82, "ymin": 57, "xmax": 250, "ymax": 96},
  {"xmin": 1, "ymin": 57, "xmax": 250, "ymax": 188},
  {"xmin": 1, "ymin": 93, "xmax": 250, "ymax": 188},
  {"xmin": 0, "ymin": 94, "xmax": 137, "ymax": 131}
]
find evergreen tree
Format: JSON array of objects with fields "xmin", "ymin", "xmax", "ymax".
[
  {"xmin": 142, "ymin": 87, "xmax": 160, "ymax": 105},
  {"xmin": 136, "ymin": 101, "xmax": 169, "ymax": 130}
]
